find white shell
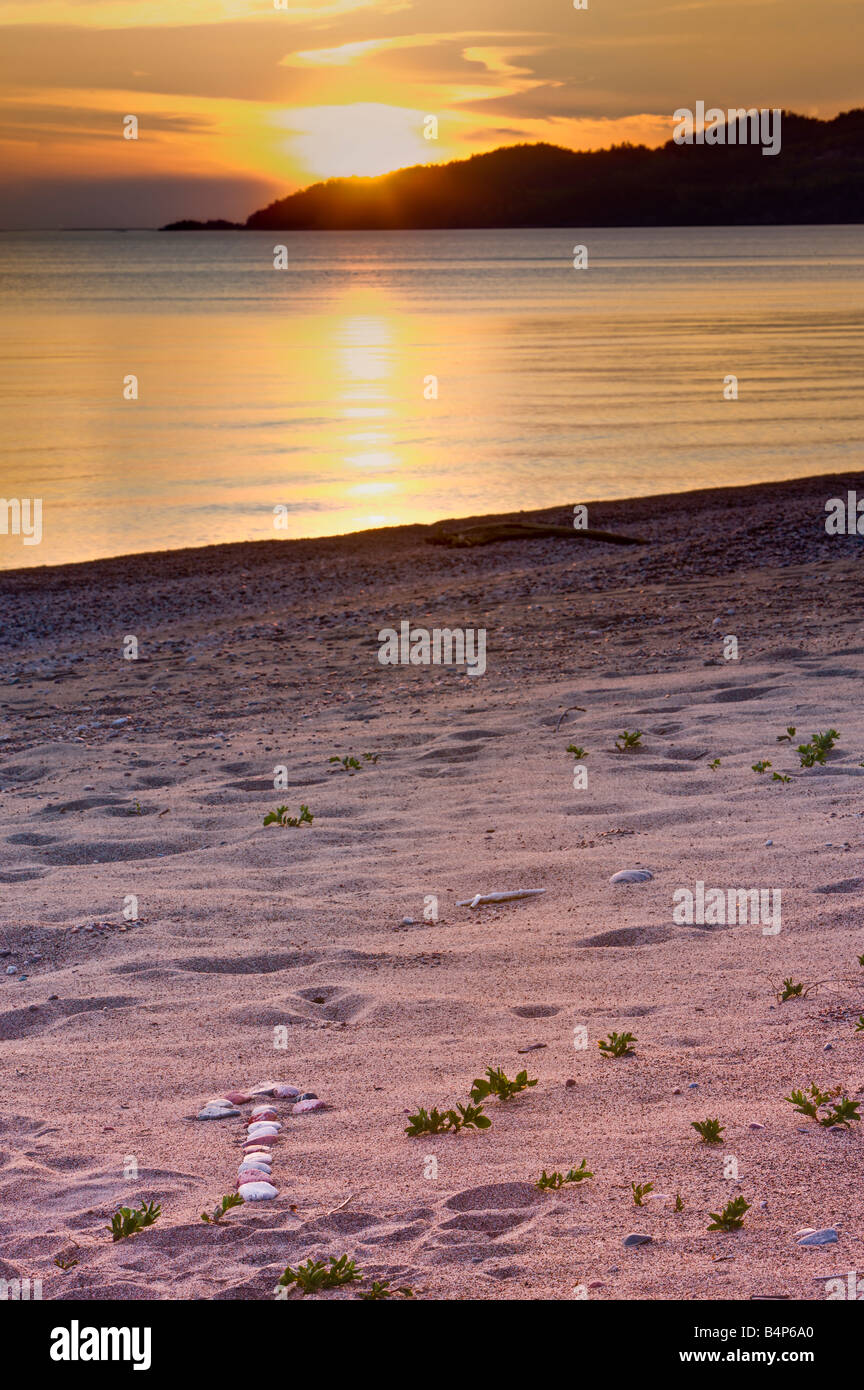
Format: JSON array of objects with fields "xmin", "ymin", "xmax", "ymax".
[
  {"xmin": 609, "ymin": 869, "xmax": 653, "ymax": 885},
  {"xmin": 250, "ymin": 1106, "xmax": 278, "ymax": 1120},
  {"xmin": 246, "ymin": 1121, "xmax": 280, "ymax": 1137},
  {"xmin": 238, "ymin": 1180, "xmax": 278, "ymax": 1201}
]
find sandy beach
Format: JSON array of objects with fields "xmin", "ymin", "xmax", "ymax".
[{"xmin": 2, "ymin": 469, "xmax": 864, "ymax": 1302}]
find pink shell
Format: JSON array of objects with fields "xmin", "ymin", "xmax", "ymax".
[
  {"xmin": 243, "ymin": 1137, "xmax": 277, "ymax": 1149},
  {"xmin": 273, "ymin": 1085, "xmax": 301, "ymax": 1099},
  {"xmin": 222, "ymin": 1091, "xmax": 252, "ymax": 1105},
  {"xmin": 292, "ymin": 1099, "xmax": 325, "ymax": 1114},
  {"xmin": 238, "ymin": 1165, "xmax": 271, "ymax": 1179},
  {"xmin": 250, "ymin": 1106, "xmax": 278, "ymax": 1120}
]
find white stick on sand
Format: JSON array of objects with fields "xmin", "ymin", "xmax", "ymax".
[{"xmin": 456, "ymin": 889, "xmax": 546, "ymax": 908}]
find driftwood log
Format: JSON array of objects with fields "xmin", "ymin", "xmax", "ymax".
[{"xmin": 425, "ymin": 521, "xmax": 647, "ymax": 548}]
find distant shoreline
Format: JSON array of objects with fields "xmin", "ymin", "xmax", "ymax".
[{"xmin": 2, "ymin": 467, "xmax": 862, "ymax": 583}]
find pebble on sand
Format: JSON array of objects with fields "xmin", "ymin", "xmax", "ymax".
[
  {"xmin": 797, "ymin": 1228, "xmax": 838, "ymax": 1246},
  {"xmin": 623, "ymin": 1234, "xmax": 653, "ymax": 1247},
  {"xmin": 238, "ymin": 1180, "xmax": 278, "ymax": 1201},
  {"xmin": 293, "ymin": 1098, "xmax": 326, "ymax": 1113},
  {"xmin": 197, "ymin": 1102, "xmax": 240, "ymax": 1120},
  {"xmin": 609, "ymin": 870, "xmax": 653, "ymax": 885},
  {"xmin": 273, "ymin": 1085, "xmax": 301, "ymax": 1099}
]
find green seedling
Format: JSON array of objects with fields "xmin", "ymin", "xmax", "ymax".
[
  {"xmin": 752, "ymin": 760, "xmax": 771, "ymax": 774},
  {"xmin": 567, "ymin": 744, "xmax": 588, "ymax": 759},
  {"xmin": 470, "ymin": 1066, "xmax": 538, "ymax": 1103},
  {"xmin": 798, "ymin": 729, "xmax": 840, "ymax": 767},
  {"xmin": 263, "ymin": 804, "xmax": 313, "ymax": 827},
  {"xmin": 404, "ymin": 1107, "xmax": 451, "ymax": 1136},
  {"xmin": 784, "ymin": 1084, "xmax": 858, "ymax": 1127},
  {"xmin": 857, "ymin": 955, "xmax": 864, "ymax": 968},
  {"xmin": 822, "ymin": 1097, "xmax": 860, "ymax": 1128},
  {"xmin": 404, "ymin": 1103, "xmax": 491, "ymax": 1136},
  {"xmin": 329, "ymin": 755, "xmax": 361, "ymax": 772},
  {"xmin": 691, "ymin": 1118, "xmax": 725, "ymax": 1145},
  {"xmin": 358, "ymin": 1280, "xmax": 414, "ymax": 1300},
  {"xmin": 447, "ymin": 1102, "xmax": 492, "ymax": 1132},
  {"xmin": 598, "ymin": 1031, "xmax": 636, "ymax": 1058},
  {"xmin": 674, "ymin": 1193, "xmax": 685, "ymax": 1212},
  {"xmin": 276, "ymin": 1255, "xmax": 362, "ymax": 1296},
  {"xmin": 772, "ymin": 772, "xmax": 791, "ymax": 783},
  {"xmin": 535, "ymin": 1161, "xmax": 593, "ymax": 1190},
  {"xmin": 784, "ymin": 1084, "xmax": 834, "ymax": 1121},
  {"xmin": 615, "ymin": 730, "xmax": 643, "ymax": 751},
  {"xmin": 708, "ymin": 1196, "xmax": 750, "ymax": 1232},
  {"xmin": 201, "ymin": 1194, "xmax": 244, "ymax": 1224},
  {"xmin": 631, "ymin": 1181, "xmax": 654, "ymax": 1206},
  {"xmin": 108, "ymin": 1201, "xmax": 161, "ymax": 1242},
  {"xmin": 776, "ymin": 726, "xmax": 797, "ymax": 743},
  {"xmin": 778, "ymin": 978, "xmax": 808, "ymax": 1002},
  {"xmin": 854, "ymin": 1016, "xmax": 864, "ymax": 1032},
  {"xmin": 53, "ymin": 1256, "xmax": 79, "ymax": 1270},
  {"xmin": 362, "ymin": 753, "xmax": 379, "ymax": 763},
  {"xmin": 708, "ymin": 758, "xmax": 721, "ymax": 770}
]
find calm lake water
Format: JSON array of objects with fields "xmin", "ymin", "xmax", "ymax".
[{"xmin": 1, "ymin": 225, "xmax": 862, "ymax": 569}]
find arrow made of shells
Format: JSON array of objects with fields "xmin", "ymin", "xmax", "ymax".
[{"xmin": 196, "ymin": 1080, "xmax": 325, "ymax": 1203}]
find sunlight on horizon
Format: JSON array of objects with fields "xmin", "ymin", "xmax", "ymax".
[{"xmin": 282, "ymin": 104, "xmax": 444, "ymax": 180}]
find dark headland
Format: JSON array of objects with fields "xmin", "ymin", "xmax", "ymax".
[{"xmin": 163, "ymin": 109, "xmax": 864, "ymax": 231}]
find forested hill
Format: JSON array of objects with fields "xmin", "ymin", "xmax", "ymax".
[{"xmin": 164, "ymin": 110, "xmax": 864, "ymax": 231}]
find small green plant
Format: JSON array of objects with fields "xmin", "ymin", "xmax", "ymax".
[
  {"xmin": 567, "ymin": 744, "xmax": 588, "ymax": 759},
  {"xmin": 53, "ymin": 1255, "xmax": 79, "ymax": 1270},
  {"xmin": 856, "ymin": 954, "xmax": 864, "ymax": 968},
  {"xmin": 276, "ymin": 1255, "xmax": 362, "ymax": 1296},
  {"xmin": 631, "ymin": 1181, "xmax": 654, "ymax": 1206},
  {"xmin": 752, "ymin": 760, "xmax": 772, "ymax": 774},
  {"xmin": 771, "ymin": 772, "xmax": 791, "ymax": 783},
  {"xmin": 358, "ymin": 1280, "xmax": 414, "ymax": 1300},
  {"xmin": 779, "ymin": 978, "xmax": 807, "ymax": 1001},
  {"xmin": 362, "ymin": 753, "xmax": 379, "ymax": 764},
  {"xmin": 535, "ymin": 1160, "xmax": 593, "ymax": 1190},
  {"xmin": 776, "ymin": 726, "xmax": 797, "ymax": 743},
  {"xmin": 854, "ymin": 1016, "xmax": 864, "ymax": 1032},
  {"xmin": 615, "ymin": 730, "xmax": 643, "ymax": 751},
  {"xmin": 201, "ymin": 1194, "xmax": 244, "ymax": 1224},
  {"xmin": 405, "ymin": 1106, "xmax": 449, "ymax": 1136},
  {"xmin": 263, "ymin": 804, "xmax": 313, "ymax": 827},
  {"xmin": 823, "ymin": 1097, "xmax": 861, "ymax": 1128},
  {"xmin": 470, "ymin": 1066, "xmax": 538, "ymax": 1103},
  {"xmin": 784, "ymin": 1084, "xmax": 859, "ymax": 1127},
  {"xmin": 674, "ymin": 1193, "xmax": 684, "ymax": 1212},
  {"xmin": 404, "ymin": 1103, "xmax": 490, "ymax": 1136},
  {"xmin": 691, "ymin": 1118, "xmax": 725, "ymax": 1145},
  {"xmin": 785, "ymin": 1084, "xmax": 833, "ymax": 1120},
  {"xmin": 598, "ymin": 1031, "xmax": 636, "ymax": 1058},
  {"xmin": 708, "ymin": 758, "xmax": 721, "ymax": 770},
  {"xmin": 708, "ymin": 1196, "xmax": 750, "ymax": 1232},
  {"xmin": 329, "ymin": 755, "xmax": 361, "ymax": 772},
  {"xmin": 108, "ymin": 1201, "xmax": 161, "ymax": 1242},
  {"xmin": 797, "ymin": 729, "xmax": 839, "ymax": 767}
]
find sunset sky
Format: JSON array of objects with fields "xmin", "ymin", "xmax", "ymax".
[{"xmin": 0, "ymin": 0, "xmax": 861, "ymax": 227}]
